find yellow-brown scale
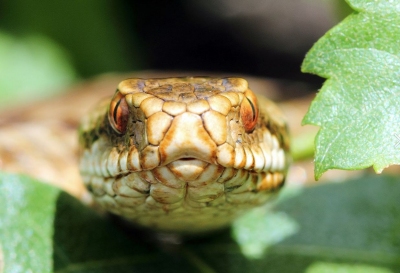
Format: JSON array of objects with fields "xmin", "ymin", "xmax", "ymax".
[{"xmin": 79, "ymin": 77, "xmax": 290, "ymax": 234}]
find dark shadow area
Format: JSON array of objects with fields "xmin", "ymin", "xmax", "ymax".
[
  {"xmin": 0, "ymin": 0, "xmax": 329, "ymax": 87},
  {"xmin": 52, "ymin": 175, "xmax": 400, "ymax": 272},
  {"xmin": 263, "ymin": 175, "xmax": 400, "ymax": 272},
  {"xmin": 52, "ymin": 192, "xmax": 242, "ymax": 272},
  {"xmin": 122, "ymin": 0, "xmax": 325, "ymax": 85}
]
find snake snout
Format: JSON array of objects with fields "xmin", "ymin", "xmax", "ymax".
[{"xmin": 158, "ymin": 112, "xmax": 218, "ymax": 166}]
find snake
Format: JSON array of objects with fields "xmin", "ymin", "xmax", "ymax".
[{"xmin": 78, "ymin": 77, "xmax": 290, "ymax": 234}]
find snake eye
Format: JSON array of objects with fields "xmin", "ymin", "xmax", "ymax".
[
  {"xmin": 240, "ymin": 90, "xmax": 259, "ymax": 133},
  {"xmin": 109, "ymin": 91, "xmax": 129, "ymax": 134}
]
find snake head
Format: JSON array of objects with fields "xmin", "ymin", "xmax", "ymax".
[
  {"xmin": 96, "ymin": 77, "xmax": 288, "ymax": 173},
  {"xmin": 79, "ymin": 77, "xmax": 290, "ymax": 233}
]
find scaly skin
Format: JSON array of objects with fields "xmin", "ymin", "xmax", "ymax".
[{"xmin": 79, "ymin": 77, "xmax": 290, "ymax": 234}]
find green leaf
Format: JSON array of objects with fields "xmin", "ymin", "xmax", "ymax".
[
  {"xmin": 53, "ymin": 175, "xmax": 400, "ymax": 272},
  {"xmin": 3, "ymin": 173, "xmax": 400, "ymax": 272},
  {"xmin": 0, "ymin": 32, "xmax": 77, "ymax": 108},
  {"xmin": 0, "ymin": 173, "xmax": 59, "ymax": 273},
  {"xmin": 305, "ymin": 262, "xmax": 393, "ymax": 273},
  {"xmin": 231, "ymin": 187, "xmax": 302, "ymax": 259},
  {"xmin": 301, "ymin": 0, "xmax": 400, "ymax": 179},
  {"xmin": 263, "ymin": 175, "xmax": 400, "ymax": 272}
]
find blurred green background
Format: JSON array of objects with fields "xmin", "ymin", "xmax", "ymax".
[{"xmin": 0, "ymin": 0, "xmax": 350, "ymax": 108}]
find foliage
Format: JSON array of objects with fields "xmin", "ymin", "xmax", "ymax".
[
  {"xmin": 2, "ymin": 173, "xmax": 400, "ymax": 272},
  {"xmin": 302, "ymin": 0, "xmax": 400, "ymax": 178},
  {"xmin": 0, "ymin": 32, "xmax": 76, "ymax": 108},
  {"xmin": 0, "ymin": 174, "xmax": 59, "ymax": 273}
]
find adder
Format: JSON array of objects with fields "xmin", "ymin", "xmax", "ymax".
[
  {"xmin": 79, "ymin": 76, "xmax": 290, "ymax": 234},
  {"xmin": 0, "ymin": 73, "xmax": 292, "ymax": 234}
]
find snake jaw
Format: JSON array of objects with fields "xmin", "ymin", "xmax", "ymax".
[{"xmin": 79, "ymin": 77, "xmax": 290, "ymax": 234}]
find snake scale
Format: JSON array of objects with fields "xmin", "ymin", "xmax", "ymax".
[{"xmin": 78, "ymin": 77, "xmax": 290, "ymax": 234}]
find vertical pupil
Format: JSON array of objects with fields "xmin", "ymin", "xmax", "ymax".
[
  {"xmin": 246, "ymin": 97, "xmax": 256, "ymax": 120},
  {"xmin": 113, "ymin": 99, "xmax": 121, "ymax": 124}
]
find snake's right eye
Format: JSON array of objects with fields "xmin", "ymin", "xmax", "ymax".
[
  {"xmin": 108, "ymin": 91, "xmax": 129, "ymax": 134},
  {"xmin": 240, "ymin": 89, "xmax": 259, "ymax": 133}
]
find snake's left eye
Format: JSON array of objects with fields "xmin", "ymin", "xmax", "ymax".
[
  {"xmin": 240, "ymin": 90, "xmax": 259, "ymax": 133},
  {"xmin": 109, "ymin": 91, "xmax": 129, "ymax": 134}
]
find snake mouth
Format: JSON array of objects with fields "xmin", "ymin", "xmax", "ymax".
[
  {"xmin": 177, "ymin": 157, "xmax": 196, "ymax": 161},
  {"xmin": 166, "ymin": 158, "xmax": 215, "ymax": 182}
]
